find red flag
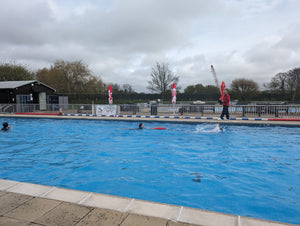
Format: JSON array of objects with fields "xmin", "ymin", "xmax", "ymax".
[
  {"xmin": 108, "ymin": 85, "xmax": 113, "ymax": 104},
  {"xmin": 171, "ymin": 83, "xmax": 176, "ymax": 104},
  {"xmin": 220, "ymin": 81, "xmax": 225, "ymax": 100}
]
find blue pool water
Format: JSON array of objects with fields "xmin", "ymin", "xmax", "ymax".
[{"xmin": 0, "ymin": 117, "xmax": 299, "ymax": 224}]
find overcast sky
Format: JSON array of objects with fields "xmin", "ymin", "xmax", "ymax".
[{"xmin": 0, "ymin": 0, "xmax": 299, "ymax": 92}]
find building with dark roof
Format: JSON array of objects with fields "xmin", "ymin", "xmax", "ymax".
[{"xmin": 0, "ymin": 80, "xmax": 67, "ymax": 112}]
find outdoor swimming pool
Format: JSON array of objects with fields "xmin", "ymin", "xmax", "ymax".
[{"xmin": 0, "ymin": 117, "xmax": 299, "ymax": 224}]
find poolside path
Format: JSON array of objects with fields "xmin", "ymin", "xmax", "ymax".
[
  {"xmin": 0, "ymin": 180, "xmax": 294, "ymax": 226},
  {"xmin": 0, "ymin": 191, "xmax": 192, "ymax": 226}
]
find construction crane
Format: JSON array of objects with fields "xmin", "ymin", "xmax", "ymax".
[
  {"xmin": 211, "ymin": 65, "xmax": 225, "ymax": 102},
  {"xmin": 210, "ymin": 65, "xmax": 221, "ymax": 93}
]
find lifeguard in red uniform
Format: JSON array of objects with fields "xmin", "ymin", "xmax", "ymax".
[{"xmin": 220, "ymin": 90, "xmax": 230, "ymax": 120}]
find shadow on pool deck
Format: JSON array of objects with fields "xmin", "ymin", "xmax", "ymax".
[{"xmin": 0, "ymin": 179, "xmax": 296, "ymax": 226}]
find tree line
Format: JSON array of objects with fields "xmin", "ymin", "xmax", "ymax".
[{"xmin": 0, "ymin": 60, "xmax": 299, "ymax": 103}]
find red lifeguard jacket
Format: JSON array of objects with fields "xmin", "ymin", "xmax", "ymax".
[{"xmin": 222, "ymin": 94, "xmax": 230, "ymax": 106}]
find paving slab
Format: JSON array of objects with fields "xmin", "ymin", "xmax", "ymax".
[
  {"xmin": 179, "ymin": 206, "xmax": 238, "ymax": 226},
  {"xmin": 120, "ymin": 213, "xmax": 168, "ymax": 226},
  {"xmin": 34, "ymin": 202, "xmax": 92, "ymax": 226},
  {"xmin": 0, "ymin": 192, "xmax": 33, "ymax": 215},
  {"xmin": 126, "ymin": 199, "xmax": 181, "ymax": 221},
  {"xmin": 76, "ymin": 208, "xmax": 128, "ymax": 226},
  {"xmin": 82, "ymin": 192, "xmax": 132, "ymax": 212},
  {"xmin": 4, "ymin": 197, "xmax": 61, "ymax": 222},
  {"xmin": 0, "ymin": 179, "xmax": 18, "ymax": 190},
  {"xmin": 43, "ymin": 187, "xmax": 90, "ymax": 203},
  {"xmin": 27, "ymin": 223, "xmax": 45, "ymax": 226},
  {"xmin": 167, "ymin": 221, "xmax": 200, "ymax": 226},
  {"xmin": 0, "ymin": 216, "xmax": 29, "ymax": 226},
  {"xmin": 240, "ymin": 216, "xmax": 292, "ymax": 226},
  {"xmin": 6, "ymin": 181, "xmax": 53, "ymax": 197}
]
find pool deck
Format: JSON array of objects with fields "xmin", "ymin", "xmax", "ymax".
[
  {"xmin": 0, "ymin": 113, "xmax": 299, "ymax": 226},
  {"xmin": 0, "ymin": 179, "xmax": 296, "ymax": 226}
]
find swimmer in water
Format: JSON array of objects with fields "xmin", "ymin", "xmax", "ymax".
[
  {"xmin": 127, "ymin": 123, "xmax": 144, "ymax": 130},
  {"xmin": 210, "ymin": 123, "xmax": 223, "ymax": 133},
  {"xmin": 1, "ymin": 122, "xmax": 12, "ymax": 131}
]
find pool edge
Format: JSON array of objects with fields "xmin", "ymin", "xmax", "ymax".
[
  {"xmin": 1, "ymin": 113, "xmax": 300, "ymax": 127},
  {"xmin": 0, "ymin": 179, "xmax": 295, "ymax": 226}
]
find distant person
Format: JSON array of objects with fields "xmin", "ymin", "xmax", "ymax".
[
  {"xmin": 1, "ymin": 122, "xmax": 12, "ymax": 131},
  {"xmin": 78, "ymin": 105, "xmax": 84, "ymax": 113},
  {"xmin": 220, "ymin": 90, "xmax": 230, "ymax": 120}
]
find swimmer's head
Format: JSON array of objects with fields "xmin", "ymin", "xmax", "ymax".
[
  {"xmin": 139, "ymin": 123, "xmax": 144, "ymax": 129},
  {"xmin": 3, "ymin": 122, "xmax": 8, "ymax": 128}
]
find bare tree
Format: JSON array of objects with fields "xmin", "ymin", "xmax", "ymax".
[
  {"xmin": 122, "ymin": 84, "xmax": 134, "ymax": 94},
  {"xmin": 265, "ymin": 67, "xmax": 300, "ymax": 102},
  {"xmin": 286, "ymin": 68, "xmax": 300, "ymax": 102},
  {"xmin": 230, "ymin": 78, "xmax": 259, "ymax": 101},
  {"xmin": 36, "ymin": 60, "xmax": 105, "ymax": 94},
  {"xmin": 265, "ymin": 72, "xmax": 288, "ymax": 96},
  {"xmin": 147, "ymin": 62, "xmax": 179, "ymax": 98},
  {"xmin": 52, "ymin": 60, "xmax": 91, "ymax": 93}
]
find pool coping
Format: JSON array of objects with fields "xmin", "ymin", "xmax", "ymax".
[
  {"xmin": 1, "ymin": 113, "xmax": 300, "ymax": 127},
  {"xmin": 0, "ymin": 179, "xmax": 295, "ymax": 226}
]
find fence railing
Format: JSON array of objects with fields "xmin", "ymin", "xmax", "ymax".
[{"xmin": 1, "ymin": 103, "xmax": 300, "ymax": 119}]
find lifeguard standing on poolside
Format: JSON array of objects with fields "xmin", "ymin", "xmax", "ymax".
[{"xmin": 220, "ymin": 90, "xmax": 230, "ymax": 120}]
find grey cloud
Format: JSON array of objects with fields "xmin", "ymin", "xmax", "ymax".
[
  {"xmin": 0, "ymin": 0, "xmax": 299, "ymax": 92},
  {"xmin": 53, "ymin": 0, "xmax": 214, "ymax": 54},
  {"xmin": 0, "ymin": 0, "xmax": 53, "ymax": 45},
  {"xmin": 245, "ymin": 24, "xmax": 300, "ymax": 70},
  {"xmin": 275, "ymin": 24, "xmax": 300, "ymax": 50}
]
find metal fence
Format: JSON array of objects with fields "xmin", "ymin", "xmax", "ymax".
[
  {"xmin": 1, "ymin": 103, "xmax": 300, "ymax": 119},
  {"xmin": 117, "ymin": 104, "xmax": 300, "ymax": 119}
]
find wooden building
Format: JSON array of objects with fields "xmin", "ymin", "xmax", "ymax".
[{"xmin": 0, "ymin": 80, "xmax": 67, "ymax": 112}]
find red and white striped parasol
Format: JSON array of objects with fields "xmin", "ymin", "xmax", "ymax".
[
  {"xmin": 108, "ymin": 85, "xmax": 113, "ymax": 104},
  {"xmin": 171, "ymin": 83, "xmax": 176, "ymax": 104}
]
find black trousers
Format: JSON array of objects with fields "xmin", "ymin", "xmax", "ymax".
[{"xmin": 220, "ymin": 105, "xmax": 229, "ymax": 119}]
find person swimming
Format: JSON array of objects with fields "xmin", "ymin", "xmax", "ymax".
[
  {"xmin": 209, "ymin": 123, "xmax": 223, "ymax": 133},
  {"xmin": 127, "ymin": 123, "xmax": 144, "ymax": 130},
  {"xmin": 137, "ymin": 123, "xmax": 166, "ymax": 130},
  {"xmin": 1, "ymin": 122, "xmax": 11, "ymax": 131}
]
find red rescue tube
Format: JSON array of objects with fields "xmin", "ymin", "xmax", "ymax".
[
  {"xmin": 152, "ymin": 127, "xmax": 166, "ymax": 130},
  {"xmin": 268, "ymin": 118, "xmax": 300, "ymax": 121}
]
